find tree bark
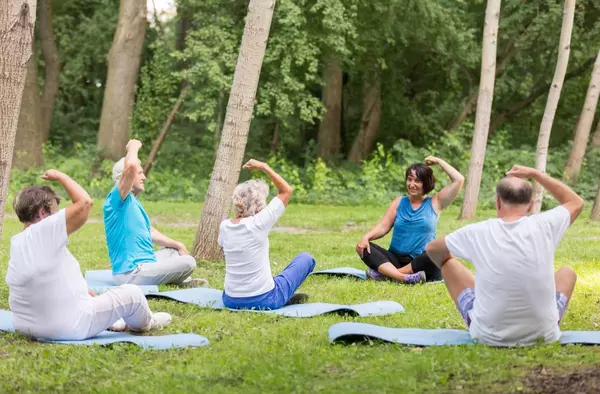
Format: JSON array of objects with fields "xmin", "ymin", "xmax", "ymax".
[
  {"xmin": 316, "ymin": 58, "xmax": 343, "ymax": 160},
  {"xmin": 591, "ymin": 119, "xmax": 600, "ymax": 149},
  {"xmin": 348, "ymin": 78, "xmax": 382, "ymax": 163},
  {"xmin": 531, "ymin": 0, "xmax": 576, "ymax": 214},
  {"xmin": 563, "ymin": 50, "xmax": 600, "ymax": 184},
  {"xmin": 489, "ymin": 55, "xmax": 596, "ymax": 133},
  {"xmin": 38, "ymin": 0, "xmax": 59, "ymax": 142},
  {"xmin": 13, "ymin": 40, "xmax": 43, "ymax": 169},
  {"xmin": 193, "ymin": 0, "xmax": 277, "ymax": 260},
  {"xmin": 0, "ymin": 0, "xmax": 37, "ymax": 238},
  {"xmin": 143, "ymin": 88, "xmax": 187, "ymax": 176},
  {"xmin": 96, "ymin": 0, "xmax": 147, "ymax": 161},
  {"xmin": 591, "ymin": 183, "xmax": 600, "ymax": 221},
  {"xmin": 459, "ymin": 0, "xmax": 502, "ymax": 220}
]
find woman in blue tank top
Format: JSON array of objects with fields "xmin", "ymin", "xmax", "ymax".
[{"xmin": 355, "ymin": 156, "xmax": 464, "ymax": 284}]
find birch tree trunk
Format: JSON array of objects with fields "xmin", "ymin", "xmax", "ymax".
[
  {"xmin": 193, "ymin": 0, "xmax": 277, "ymax": 260},
  {"xmin": 348, "ymin": 78, "xmax": 382, "ymax": 163},
  {"xmin": 96, "ymin": 0, "xmax": 147, "ymax": 161},
  {"xmin": 38, "ymin": 0, "xmax": 60, "ymax": 142},
  {"xmin": 592, "ymin": 184, "xmax": 600, "ymax": 220},
  {"xmin": 531, "ymin": 0, "xmax": 576, "ymax": 214},
  {"xmin": 0, "ymin": 0, "xmax": 37, "ymax": 238},
  {"xmin": 13, "ymin": 40, "xmax": 43, "ymax": 169},
  {"xmin": 459, "ymin": 0, "xmax": 502, "ymax": 220},
  {"xmin": 563, "ymin": 50, "xmax": 600, "ymax": 184},
  {"xmin": 316, "ymin": 58, "xmax": 343, "ymax": 160}
]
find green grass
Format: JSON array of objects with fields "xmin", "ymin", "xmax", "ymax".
[{"xmin": 1, "ymin": 201, "xmax": 599, "ymax": 393}]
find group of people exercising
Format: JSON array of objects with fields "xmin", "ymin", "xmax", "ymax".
[{"xmin": 6, "ymin": 139, "xmax": 583, "ymax": 346}]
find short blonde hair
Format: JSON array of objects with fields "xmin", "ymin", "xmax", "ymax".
[{"xmin": 232, "ymin": 180, "xmax": 269, "ymax": 218}]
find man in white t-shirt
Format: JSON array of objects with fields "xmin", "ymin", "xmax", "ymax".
[
  {"xmin": 426, "ymin": 165, "xmax": 583, "ymax": 346},
  {"xmin": 5, "ymin": 169, "xmax": 171, "ymax": 340}
]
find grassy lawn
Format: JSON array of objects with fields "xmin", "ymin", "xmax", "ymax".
[{"xmin": 1, "ymin": 201, "xmax": 599, "ymax": 393}]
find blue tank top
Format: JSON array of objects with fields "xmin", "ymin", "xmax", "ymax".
[{"xmin": 389, "ymin": 196, "xmax": 438, "ymax": 257}]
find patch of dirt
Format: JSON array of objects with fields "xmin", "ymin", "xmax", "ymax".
[{"xmin": 526, "ymin": 365, "xmax": 600, "ymax": 394}]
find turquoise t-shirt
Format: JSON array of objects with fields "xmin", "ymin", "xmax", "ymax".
[
  {"xmin": 389, "ymin": 196, "xmax": 438, "ymax": 257},
  {"xmin": 103, "ymin": 186, "xmax": 156, "ymax": 274}
]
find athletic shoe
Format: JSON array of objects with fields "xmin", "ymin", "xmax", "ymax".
[
  {"xmin": 131, "ymin": 312, "xmax": 173, "ymax": 332},
  {"xmin": 365, "ymin": 268, "xmax": 386, "ymax": 281},
  {"xmin": 284, "ymin": 293, "xmax": 309, "ymax": 306},
  {"xmin": 108, "ymin": 318, "xmax": 127, "ymax": 332},
  {"xmin": 404, "ymin": 271, "xmax": 426, "ymax": 285}
]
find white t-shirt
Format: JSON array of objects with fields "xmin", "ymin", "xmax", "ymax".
[
  {"xmin": 219, "ymin": 197, "xmax": 286, "ymax": 297},
  {"xmin": 5, "ymin": 209, "xmax": 93, "ymax": 339},
  {"xmin": 445, "ymin": 206, "xmax": 571, "ymax": 347}
]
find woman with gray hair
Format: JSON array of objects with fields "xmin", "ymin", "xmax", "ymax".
[{"xmin": 219, "ymin": 159, "xmax": 316, "ymax": 310}]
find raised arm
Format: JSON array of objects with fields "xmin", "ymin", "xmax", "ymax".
[
  {"xmin": 42, "ymin": 170, "xmax": 93, "ymax": 235},
  {"xmin": 151, "ymin": 227, "xmax": 189, "ymax": 255},
  {"xmin": 118, "ymin": 139, "xmax": 143, "ymax": 200},
  {"xmin": 355, "ymin": 198, "xmax": 400, "ymax": 257},
  {"xmin": 426, "ymin": 156, "xmax": 465, "ymax": 213},
  {"xmin": 506, "ymin": 165, "xmax": 584, "ymax": 224},
  {"xmin": 243, "ymin": 159, "xmax": 293, "ymax": 206}
]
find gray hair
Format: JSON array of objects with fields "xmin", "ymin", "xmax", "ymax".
[
  {"xmin": 232, "ymin": 180, "xmax": 269, "ymax": 218},
  {"xmin": 496, "ymin": 177, "xmax": 532, "ymax": 205},
  {"xmin": 112, "ymin": 157, "xmax": 141, "ymax": 183}
]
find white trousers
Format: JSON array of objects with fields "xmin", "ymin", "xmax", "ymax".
[{"xmin": 113, "ymin": 248, "xmax": 196, "ymax": 286}]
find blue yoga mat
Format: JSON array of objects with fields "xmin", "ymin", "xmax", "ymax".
[
  {"xmin": 148, "ymin": 288, "xmax": 405, "ymax": 318},
  {"xmin": 85, "ymin": 270, "xmax": 159, "ymax": 295},
  {"xmin": 328, "ymin": 322, "xmax": 600, "ymax": 346},
  {"xmin": 311, "ymin": 267, "xmax": 444, "ymax": 284},
  {"xmin": 0, "ymin": 310, "xmax": 208, "ymax": 350}
]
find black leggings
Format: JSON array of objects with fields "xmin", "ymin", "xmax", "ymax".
[{"xmin": 360, "ymin": 242, "xmax": 442, "ymax": 282}]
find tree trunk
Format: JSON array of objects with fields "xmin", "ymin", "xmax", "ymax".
[
  {"xmin": 0, "ymin": 1, "xmax": 37, "ymax": 238},
  {"xmin": 563, "ymin": 49, "xmax": 600, "ymax": 184},
  {"xmin": 271, "ymin": 120, "xmax": 280, "ymax": 153},
  {"xmin": 591, "ymin": 184, "xmax": 600, "ymax": 220},
  {"xmin": 531, "ymin": 0, "xmax": 576, "ymax": 214},
  {"xmin": 38, "ymin": 0, "xmax": 59, "ymax": 142},
  {"xmin": 143, "ymin": 88, "xmax": 187, "ymax": 176},
  {"xmin": 489, "ymin": 55, "xmax": 596, "ymax": 133},
  {"xmin": 591, "ymin": 119, "xmax": 600, "ymax": 149},
  {"xmin": 96, "ymin": 0, "xmax": 147, "ymax": 161},
  {"xmin": 348, "ymin": 78, "xmax": 382, "ymax": 163},
  {"xmin": 459, "ymin": 0, "xmax": 502, "ymax": 220},
  {"xmin": 316, "ymin": 58, "xmax": 342, "ymax": 160},
  {"xmin": 13, "ymin": 40, "xmax": 43, "ymax": 169},
  {"xmin": 193, "ymin": 0, "xmax": 277, "ymax": 260}
]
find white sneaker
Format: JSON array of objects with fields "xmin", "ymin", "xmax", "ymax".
[
  {"xmin": 180, "ymin": 277, "xmax": 209, "ymax": 288},
  {"xmin": 133, "ymin": 312, "xmax": 173, "ymax": 332},
  {"xmin": 108, "ymin": 318, "xmax": 127, "ymax": 332}
]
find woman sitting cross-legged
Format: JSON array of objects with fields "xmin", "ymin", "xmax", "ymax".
[
  {"xmin": 356, "ymin": 156, "xmax": 464, "ymax": 284},
  {"xmin": 219, "ymin": 159, "xmax": 316, "ymax": 310}
]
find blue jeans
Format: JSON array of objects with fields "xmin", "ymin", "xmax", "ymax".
[{"xmin": 222, "ymin": 252, "xmax": 316, "ymax": 310}]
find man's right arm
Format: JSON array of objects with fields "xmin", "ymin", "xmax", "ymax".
[
  {"xmin": 118, "ymin": 140, "xmax": 142, "ymax": 200},
  {"xmin": 507, "ymin": 165, "xmax": 584, "ymax": 224}
]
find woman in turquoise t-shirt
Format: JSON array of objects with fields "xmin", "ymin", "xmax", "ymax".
[{"xmin": 355, "ymin": 156, "xmax": 464, "ymax": 284}]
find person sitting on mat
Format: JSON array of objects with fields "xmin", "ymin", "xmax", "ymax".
[
  {"xmin": 6, "ymin": 170, "xmax": 171, "ymax": 340},
  {"xmin": 103, "ymin": 139, "xmax": 207, "ymax": 287},
  {"xmin": 426, "ymin": 165, "xmax": 582, "ymax": 346},
  {"xmin": 355, "ymin": 156, "xmax": 464, "ymax": 284},
  {"xmin": 219, "ymin": 159, "xmax": 316, "ymax": 310}
]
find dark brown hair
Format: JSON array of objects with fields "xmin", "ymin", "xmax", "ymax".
[
  {"xmin": 13, "ymin": 186, "xmax": 61, "ymax": 223},
  {"xmin": 405, "ymin": 163, "xmax": 436, "ymax": 194},
  {"xmin": 496, "ymin": 177, "xmax": 532, "ymax": 205}
]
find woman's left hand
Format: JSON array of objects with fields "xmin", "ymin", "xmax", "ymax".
[
  {"xmin": 243, "ymin": 159, "xmax": 267, "ymax": 171},
  {"xmin": 424, "ymin": 156, "xmax": 441, "ymax": 166}
]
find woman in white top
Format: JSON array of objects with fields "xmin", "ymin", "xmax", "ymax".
[{"xmin": 219, "ymin": 159, "xmax": 316, "ymax": 309}]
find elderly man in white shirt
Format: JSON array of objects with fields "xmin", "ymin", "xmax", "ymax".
[{"xmin": 426, "ymin": 165, "xmax": 583, "ymax": 347}]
